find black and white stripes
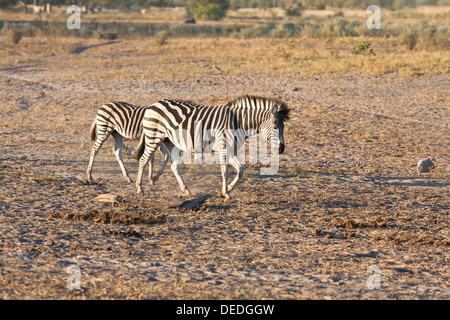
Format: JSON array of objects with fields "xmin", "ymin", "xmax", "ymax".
[
  {"xmin": 134, "ymin": 95, "xmax": 290, "ymax": 198},
  {"xmin": 86, "ymin": 101, "xmax": 168, "ymax": 183}
]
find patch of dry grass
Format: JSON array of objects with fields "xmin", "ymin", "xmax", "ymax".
[
  {"xmin": 2, "ymin": 36, "xmax": 447, "ymax": 80},
  {"xmin": 50, "ymin": 210, "xmax": 167, "ymax": 225},
  {"xmin": 0, "ymin": 7, "xmax": 449, "ymax": 300}
]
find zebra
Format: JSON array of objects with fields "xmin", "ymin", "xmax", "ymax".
[
  {"xmin": 134, "ymin": 95, "xmax": 290, "ymax": 199},
  {"xmin": 86, "ymin": 101, "xmax": 170, "ymax": 184}
]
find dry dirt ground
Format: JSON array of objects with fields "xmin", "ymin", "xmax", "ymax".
[{"xmin": 0, "ymin": 36, "xmax": 449, "ymax": 299}]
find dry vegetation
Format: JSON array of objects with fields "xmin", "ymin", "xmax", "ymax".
[{"xmin": 0, "ymin": 6, "xmax": 449, "ymax": 299}]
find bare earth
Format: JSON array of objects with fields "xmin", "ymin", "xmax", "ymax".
[{"xmin": 0, "ymin": 37, "xmax": 449, "ymax": 299}]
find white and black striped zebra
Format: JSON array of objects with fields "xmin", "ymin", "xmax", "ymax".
[
  {"xmin": 134, "ymin": 95, "xmax": 290, "ymax": 199},
  {"xmin": 86, "ymin": 101, "xmax": 169, "ymax": 184}
]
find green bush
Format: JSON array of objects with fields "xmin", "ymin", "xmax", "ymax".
[
  {"xmin": 188, "ymin": 0, "xmax": 229, "ymax": 20},
  {"xmin": 351, "ymin": 41, "xmax": 375, "ymax": 55},
  {"xmin": 187, "ymin": 0, "xmax": 230, "ymax": 12},
  {"xmin": 194, "ymin": 3, "xmax": 227, "ymax": 21}
]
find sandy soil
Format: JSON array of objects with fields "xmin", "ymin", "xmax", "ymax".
[{"xmin": 0, "ymin": 37, "xmax": 449, "ymax": 299}]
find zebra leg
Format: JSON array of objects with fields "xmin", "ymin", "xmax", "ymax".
[
  {"xmin": 148, "ymin": 153, "xmax": 155, "ymax": 185},
  {"xmin": 86, "ymin": 127, "xmax": 112, "ymax": 182},
  {"xmin": 164, "ymin": 141, "xmax": 191, "ymax": 196},
  {"xmin": 218, "ymin": 149, "xmax": 231, "ymax": 199},
  {"xmin": 227, "ymin": 155, "xmax": 244, "ymax": 193},
  {"xmin": 111, "ymin": 131, "xmax": 132, "ymax": 183},
  {"xmin": 136, "ymin": 137, "xmax": 160, "ymax": 195},
  {"xmin": 150, "ymin": 143, "xmax": 169, "ymax": 185},
  {"xmin": 171, "ymin": 161, "xmax": 191, "ymax": 196}
]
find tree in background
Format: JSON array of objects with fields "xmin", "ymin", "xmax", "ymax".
[
  {"xmin": 0, "ymin": 0, "xmax": 446, "ymax": 10},
  {"xmin": 0, "ymin": 0, "xmax": 16, "ymax": 9},
  {"xmin": 187, "ymin": 0, "xmax": 230, "ymax": 20}
]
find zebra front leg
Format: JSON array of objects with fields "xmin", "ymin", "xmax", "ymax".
[
  {"xmin": 227, "ymin": 155, "xmax": 244, "ymax": 193},
  {"xmin": 219, "ymin": 149, "xmax": 231, "ymax": 199},
  {"xmin": 165, "ymin": 142, "xmax": 191, "ymax": 196},
  {"xmin": 112, "ymin": 131, "xmax": 132, "ymax": 183},
  {"xmin": 171, "ymin": 161, "xmax": 191, "ymax": 196}
]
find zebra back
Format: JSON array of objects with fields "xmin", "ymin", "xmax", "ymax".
[{"xmin": 95, "ymin": 101, "xmax": 149, "ymax": 140}]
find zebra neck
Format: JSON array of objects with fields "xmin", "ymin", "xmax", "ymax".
[{"xmin": 230, "ymin": 105, "xmax": 266, "ymax": 133}]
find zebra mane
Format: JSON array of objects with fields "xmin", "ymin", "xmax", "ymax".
[{"xmin": 228, "ymin": 95, "xmax": 291, "ymax": 122}]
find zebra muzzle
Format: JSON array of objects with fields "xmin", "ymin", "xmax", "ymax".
[{"xmin": 279, "ymin": 142, "xmax": 285, "ymax": 154}]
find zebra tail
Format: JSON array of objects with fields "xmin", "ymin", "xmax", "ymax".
[
  {"xmin": 89, "ymin": 120, "xmax": 97, "ymax": 142},
  {"xmin": 135, "ymin": 134, "xmax": 145, "ymax": 161}
]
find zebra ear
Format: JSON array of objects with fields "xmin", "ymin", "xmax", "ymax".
[{"xmin": 271, "ymin": 104, "xmax": 278, "ymax": 114}]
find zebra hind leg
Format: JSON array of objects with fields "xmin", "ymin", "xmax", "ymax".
[
  {"xmin": 112, "ymin": 131, "xmax": 132, "ymax": 183},
  {"xmin": 151, "ymin": 143, "xmax": 170, "ymax": 185},
  {"xmin": 136, "ymin": 136, "xmax": 161, "ymax": 195},
  {"xmin": 86, "ymin": 129, "xmax": 112, "ymax": 182}
]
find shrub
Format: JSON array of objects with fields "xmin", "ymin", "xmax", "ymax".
[
  {"xmin": 194, "ymin": 3, "xmax": 226, "ymax": 20},
  {"xmin": 188, "ymin": 0, "xmax": 229, "ymax": 20},
  {"xmin": 270, "ymin": 28, "xmax": 290, "ymax": 39},
  {"xmin": 285, "ymin": 5, "xmax": 302, "ymax": 17},
  {"xmin": 2, "ymin": 23, "xmax": 23, "ymax": 44},
  {"xmin": 0, "ymin": 0, "xmax": 16, "ymax": 9},
  {"xmin": 351, "ymin": 41, "xmax": 375, "ymax": 55},
  {"xmin": 97, "ymin": 32, "xmax": 118, "ymax": 40},
  {"xmin": 301, "ymin": 24, "xmax": 320, "ymax": 38},
  {"xmin": 154, "ymin": 30, "xmax": 169, "ymax": 46},
  {"xmin": 321, "ymin": 18, "xmax": 360, "ymax": 38},
  {"xmin": 420, "ymin": 23, "xmax": 450, "ymax": 51},
  {"xmin": 10, "ymin": 28, "xmax": 23, "ymax": 44},
  {"xmin": 401, "ymin": 30, "xmax": 418, "ymax": 50}
]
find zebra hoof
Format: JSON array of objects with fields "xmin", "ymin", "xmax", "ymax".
[
  {"xmin": 222, "ymin": 193, "xmax": 232, "ymax": 200},
  {"xmin": 182, "ymin": 189, "xmax": 192, "ymax": 196},
  {"xmin": 84, "ymin": 178, "xmax": 97, "ymax": 185},
  {"xmin": 152, "ymin": 175, "xmax": 161, "ymax": 185}
]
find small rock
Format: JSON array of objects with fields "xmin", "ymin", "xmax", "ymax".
[
  {"xmin": 93, "ymin": 193, "xmax": 124, "ymax": 204},
  {"xmin": 417, "ymin": 158, "xmax": 435, "ymax": 173}
]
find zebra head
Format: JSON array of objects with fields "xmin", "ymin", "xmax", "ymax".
[{"xmin": 260, "ymin": 99, "xmax": 290, "ymax": 154}]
